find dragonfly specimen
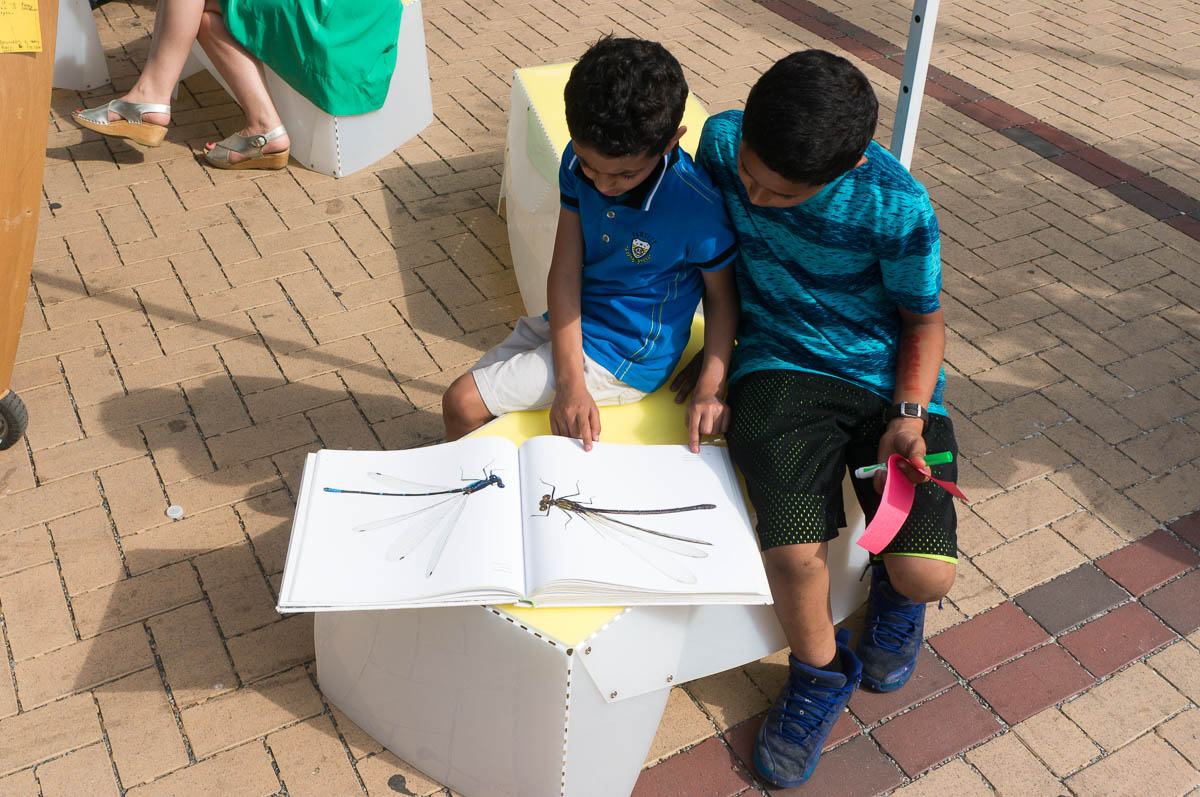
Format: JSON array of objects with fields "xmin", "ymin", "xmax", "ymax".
[
  {"xmin": 324, "ymin": 470, "xmax": 504, "ymax": 577},
  {"xmin": 536, "ymin": 482, "xmax": 714, "ymax": 584}
]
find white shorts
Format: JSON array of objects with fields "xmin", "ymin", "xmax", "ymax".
[{"xmin": 470, "ymin": 315, "xmax": 649, "ymax": 416}]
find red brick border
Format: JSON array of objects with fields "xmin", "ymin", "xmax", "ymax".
[{"xmin": 637, "ymin": 507, "xmax": 1200, "ymax": 792}]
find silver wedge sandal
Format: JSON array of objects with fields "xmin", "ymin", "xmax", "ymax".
[
  {"xmin": 72, "ymin": 100, "xmax": 171, "ymax": 146},
  {"xmin": 204, "ymin": 125, "xmax": 290, "ymax": 171}
]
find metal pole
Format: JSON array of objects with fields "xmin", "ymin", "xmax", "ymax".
[{"xmin": 890, "ymin": 0, "xmax": 940, "ymax": 169}]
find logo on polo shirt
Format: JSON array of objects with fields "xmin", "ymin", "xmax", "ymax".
[{"xmin": 626, "ymin": 233, "xmax": 655, "ymax": 264}]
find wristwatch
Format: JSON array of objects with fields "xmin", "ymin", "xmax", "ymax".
[{"xmin": 883, "ymin": 401, "xmax": 927, "ymax": 431}]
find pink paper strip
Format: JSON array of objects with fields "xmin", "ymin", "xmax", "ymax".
[
  {"xmin": 855, "ymin": 455, "xmax": 971, "ymax": 554},
  {"xmin": 856, "ymin": 455, "xmax": 914, "ymax": 554},
  {"xmin": 930, "ymin": 474, "xmax": 969, "ymax": 502}
]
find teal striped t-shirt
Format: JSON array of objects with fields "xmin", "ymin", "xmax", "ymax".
[{"xmin": 697, "ymin": 111, "xmax": 947, "ymax": 414}]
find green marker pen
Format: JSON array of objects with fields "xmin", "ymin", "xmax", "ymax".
[{"xmin": 853, "ymin": 450, "xmax": 953, "ymax": 479}]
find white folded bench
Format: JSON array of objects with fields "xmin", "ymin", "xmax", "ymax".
[{"xmin": 179, "ymin": 0, "xmax": 433, "ymax": 177}]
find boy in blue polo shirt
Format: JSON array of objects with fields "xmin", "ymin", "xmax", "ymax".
[
  {"xmin": 442, "ymin": 37, "xmax": 738, "ymax": 452},
  {"xmin": 678, "ymin": 50, "xmax": 958, "ymax": 787}
]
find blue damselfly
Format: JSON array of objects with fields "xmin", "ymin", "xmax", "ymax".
[{"xmin": 325, "ymin": 470, "xmax": 505, "ymax": 577}]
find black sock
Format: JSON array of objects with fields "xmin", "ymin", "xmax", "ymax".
[{"xmin": 818, "ymin": 653, "xmax": 843, "ymax": 674}]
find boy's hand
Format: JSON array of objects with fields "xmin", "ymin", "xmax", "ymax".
[
  {"xmin": 873, "ymin": 418, "xmax": 929, "ymax": 494},
  {"xmin": 550, "ymin": 383, "xmax": 601, "ymax": 451},
  {"xmin": 669, "ymin": 350, "xmax": 704, "ymax": 403},
  {"xmin": 686, "ymin": 393, "xmax": 730, "ymax": 454}
]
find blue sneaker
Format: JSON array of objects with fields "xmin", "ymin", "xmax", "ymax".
[
  {"xmin": 754, "ymin": 628, "xmax": 861, "ymax": 788},
  {"xmin": 856, "ymin": 563, "xmax": 926, "ymax": 693}
]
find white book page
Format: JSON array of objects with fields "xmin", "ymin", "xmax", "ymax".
[
  {"xmin": 517, "ymin": 437, "xmax": 768, "ymax": 600},
  {"xmin": 278, "ymin": 437, "xmax": 525, "ymax": 609}
]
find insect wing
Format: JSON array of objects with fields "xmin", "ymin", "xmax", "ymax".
[
  {"xmin": 367, "ymin": 471, "xmax": 453, "ymax": 494},
  {"xmin": 364, "ymin": 499, "xmax": 458, "ymax": 559},
  {"xmin": 353, "ymin": 494, "xmax": 458, "ymax": 533},
  {"xmin": 422, "ymin": 495, "xmax": 470, "ymax": 578},
  {"xmin": 578, "ymin": 511, "xmax": 699, "ymax": 585},
  {"xmin": 586, "ymin": 511, "xmax": 709, "ymax": 558}
]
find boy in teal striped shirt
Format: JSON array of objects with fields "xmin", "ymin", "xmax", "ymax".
[{"xmin": 681, "ymin": 49, "xmax": 960, "ymax": 788}]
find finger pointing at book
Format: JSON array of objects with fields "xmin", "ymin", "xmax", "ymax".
[{"xmin": 550, "ymin": 381, "xmax": 601, "ymax": 451}]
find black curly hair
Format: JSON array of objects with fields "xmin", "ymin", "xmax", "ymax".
[
  {"xmin": 563, "ymin": 36, "xmax": 688, "ymax": 158},
  {"xmin": 743, "ymin": 50, "xmax": 879, "ymax": 185}
]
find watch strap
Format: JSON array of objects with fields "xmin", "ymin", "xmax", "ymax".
[{"xmin": 884, "ymin": 401, "xmax": 928, "ymax": 429}]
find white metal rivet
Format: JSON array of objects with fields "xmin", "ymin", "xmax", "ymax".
[
  {"xmin": 606, "ymin": 210, "xmax": 615, "ymax": 218},
  {"xmin": 601, "ymin": 234, "xmax": 610, "ymax": 243},
  {"xmin": 166, "ymin": 505, "xmax": 184, "ymax": 519}
]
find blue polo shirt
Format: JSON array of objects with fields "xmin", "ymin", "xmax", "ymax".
[{"xmin": 557, "ymin": 142, "xmax": 738, "ymax": 392}]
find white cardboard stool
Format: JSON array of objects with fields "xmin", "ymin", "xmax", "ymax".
[
  {"xmin": 53, "ymin": 0, "xmax": 110, "ymax": 91},
  {"xmin": 179, "ymin": 0, "xmax": 433, "ymax": 177},
  {"xmin": 318, "ymin": 604, "xmax": 799, "ymax": 796}
]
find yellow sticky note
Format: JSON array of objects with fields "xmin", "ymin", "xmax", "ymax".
[{"xmin": 0, "ymin": 0, "xmax": 42, "ymax": 53}]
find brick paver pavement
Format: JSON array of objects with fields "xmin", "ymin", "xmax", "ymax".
[{"xmin": 2, "ymin": 0, "xmax": 1198, "ymax": 794}]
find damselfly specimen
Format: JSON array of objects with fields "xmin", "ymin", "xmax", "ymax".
[
  {"xmin": 536, "ymin": 482, "xmax": 714, "ymax": 584},
  {"xmin": 324, "ymin": 470, "xmax": 504, "ymax": 577}
]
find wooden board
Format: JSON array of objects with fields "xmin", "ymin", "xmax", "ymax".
[{"xmin": 0, "ymin": 0, "xmax": 57, "ymax": 394}]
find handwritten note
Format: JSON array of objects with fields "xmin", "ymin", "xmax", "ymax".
[{"xmin": 0, "ymin": 0, "xmax": 41, "ymax": 53}]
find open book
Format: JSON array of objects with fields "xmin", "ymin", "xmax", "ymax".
[{"xmin": 276, "ymin": 435, "xmax": 771, "ymax": 610}]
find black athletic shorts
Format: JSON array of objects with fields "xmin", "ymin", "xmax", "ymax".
[{"xmin": 726, "ymin": 369, "xmax": 958, "ymax": 560}]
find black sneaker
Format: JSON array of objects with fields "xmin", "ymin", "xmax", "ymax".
[
  {"xmin": 856, "ymin": 563, "xmax": 926, "ymax": 693},
  {"xmin": 754, "ymin": 628, "xmax": 861, "ymax": 788}
]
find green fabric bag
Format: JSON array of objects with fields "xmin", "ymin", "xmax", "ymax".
[{"xmin": 219, "ymin": 0, "xmax": 402, "ymax": 116}]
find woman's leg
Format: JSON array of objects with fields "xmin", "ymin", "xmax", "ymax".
[
  {"xmin": 197, "ymin": 0, "xmax": 290, "ymax": 160},
  {"xmin": 87, "ymin": 0, "xmax": 206, "ymax": 125}
]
